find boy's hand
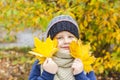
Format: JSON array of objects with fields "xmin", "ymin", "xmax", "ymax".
[
  {"xmin": 43, "ymin": 58, "xmax": 58, "ymax": 74},
  {"xmin": 71, "ymin": 58, "xmax": 83, "ymax": 75}
]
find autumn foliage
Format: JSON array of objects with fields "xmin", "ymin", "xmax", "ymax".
[
  {"xmin": 29, "ymin": 37, "xmax": 58, "ymax": 64},
  {"xmin": 0, "ymin": 0, "xmax": 120, "ymax": 77},
  {"xmin": 70, "ymin": 40, "xmax": 95, "ymax": 73}
]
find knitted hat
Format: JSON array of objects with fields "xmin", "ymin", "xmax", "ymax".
[{"xmin": 45, "ymin": 15, "xmax": 80, "ymax": 40}]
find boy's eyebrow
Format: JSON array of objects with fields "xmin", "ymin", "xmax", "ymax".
[{"xmin": 56, "ymin": 34, "xmax": 63, "ymax": 36}]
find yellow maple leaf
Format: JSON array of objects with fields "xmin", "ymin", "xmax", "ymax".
[
  {"xmin": 29, "ymin": 37, "xmax": 58, "ymax": 64},
  {"xmin": 70, "ymin": 40, "xmax": 95, "ymax": 73}
]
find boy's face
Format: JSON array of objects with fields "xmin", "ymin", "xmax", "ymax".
[{"xmin": 54, "ymin": 31, "xmax": 76, "ymax": 53}]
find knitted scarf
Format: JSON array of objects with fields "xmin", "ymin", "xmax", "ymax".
[{"xmin": 41, "ymin": 50, "xmax": 75, "ymax": 80}]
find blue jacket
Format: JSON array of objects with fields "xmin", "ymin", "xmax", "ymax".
[{"xmin": 29, "ymin": 60, "xmax": 96, "ymax": 80}]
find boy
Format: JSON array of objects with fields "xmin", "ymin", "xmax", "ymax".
[{"xmin": 29, "ymin": 15, "xmax": 96, "ymax": 80}]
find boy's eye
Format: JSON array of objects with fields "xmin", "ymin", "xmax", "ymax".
[
  {"xmin": 68, "ymin": 36, "xmax": 74, "ymax": 38},
  {"xmin": 56, "ymin": 37, "xmax": 63, "ymax": 40}
]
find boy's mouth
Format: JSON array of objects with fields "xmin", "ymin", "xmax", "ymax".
[{"xmin": 61, "ymin": 46, "xmax": 69, "ymax": 50}]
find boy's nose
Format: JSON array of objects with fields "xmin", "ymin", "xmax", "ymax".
[{"xmin": 64, "ymin": 38, "xmax": 70, "ymax": 44}]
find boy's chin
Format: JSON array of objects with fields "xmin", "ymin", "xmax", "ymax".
[{"xmin": 58, "ymin": 49, "xmax": 70, "ymax": 54}]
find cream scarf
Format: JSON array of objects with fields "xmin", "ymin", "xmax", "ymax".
[{"xmin": 41, "ymin": 50, "xmax": 75, "ymax": 80}]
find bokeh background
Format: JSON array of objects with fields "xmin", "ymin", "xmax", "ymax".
[{"xmin": 0, "ymin": 0, "xmax": 120, "ymax": 80}]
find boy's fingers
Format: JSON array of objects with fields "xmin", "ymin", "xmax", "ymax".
[
  {"xmin": 47, "ymin": 58, "xmax": 53, "ymax": 63},
  {"xmin": 75, "ymin": 58, "xmax": 82, "ymax": 62},
  {"xmin": 43, "ymin": 58, "xmax": 49, "ymax": 64}
]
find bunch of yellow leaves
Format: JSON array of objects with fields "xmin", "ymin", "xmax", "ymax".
[
  {"xmin": 29, "ymin": 37, "xmax": 58, "ymax": 64},
  {"xmin": 70, "ymin": 40, "xmax": 95, "ymax": 73}
]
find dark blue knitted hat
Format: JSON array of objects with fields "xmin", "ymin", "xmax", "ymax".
[{"xmin": 45, "ymin": 15, "xmax": 80, "ymax": 40}]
